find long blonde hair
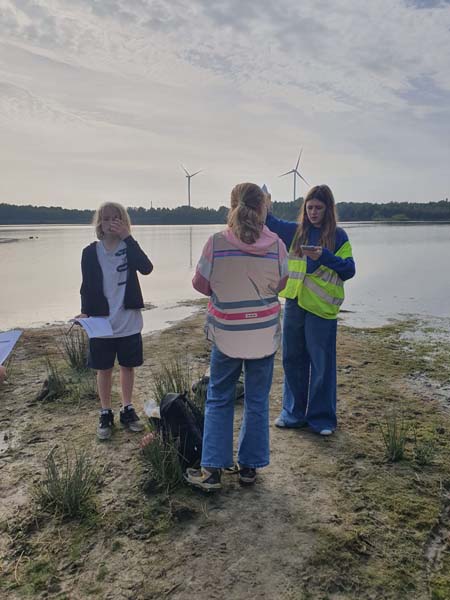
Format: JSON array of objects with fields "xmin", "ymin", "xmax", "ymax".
[
  {"xmin": 292, "ymin": 184, "xmax": 337, "ymax": 255},
  {"xmin": 93, "ymin": 202, "xmax": 131, "ymax": 240},
  {"xmin": 227, "ymin": 183, "xmax": 267, "ymax": 244}
]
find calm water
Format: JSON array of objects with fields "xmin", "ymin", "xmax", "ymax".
[{"xmin": 1, "ymin": 222, "xmax": 450, "ymax": 331}]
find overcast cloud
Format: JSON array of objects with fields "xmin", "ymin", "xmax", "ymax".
[{"xmin": 0, "ymin": 0, "xmax": 449, "ymax": 208}]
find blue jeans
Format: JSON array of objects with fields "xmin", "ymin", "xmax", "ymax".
[
  {"xmin": 201, "ymin": 346, "xmax": 275, "ymax": 469},
  {"xmin": 280, "ymin": 299, "xmax": 337, "ymax": 432}
]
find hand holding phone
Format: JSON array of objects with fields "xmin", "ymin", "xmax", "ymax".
[{"xmin": 300, "ymin": 244, "xmax": 323, "ymax": 259}]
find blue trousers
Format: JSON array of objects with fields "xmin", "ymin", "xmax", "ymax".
[
  {"xmin": 201, "ymin": 346, "xmax": 275, "ymax": 469},
  {"xmin": 280, "ymin": 299, "xmax": 337, "ymax": 432}
]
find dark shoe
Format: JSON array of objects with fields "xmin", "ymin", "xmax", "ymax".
[
  {"xmin": 97, "ymin": 411, "xmax": 114, "ymax": 440},
  {"xmin": 120, "ymin": 406, "xmax": 144, "ymax": 432},
  {"xmin": 184, "ymin": 468, "xmax": 222, "ymax": 492},
  {"xmin": 224, "ymin": 463, "xmax": 239, "ymax": 474},
  {"xmin": 239, "ymin": 466, "xmax": 257, "ymax": 486}
]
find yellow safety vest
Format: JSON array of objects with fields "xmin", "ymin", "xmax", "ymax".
[{"xmin": 279, "ymin": 241, "xmax": 353, "ymax": 319}]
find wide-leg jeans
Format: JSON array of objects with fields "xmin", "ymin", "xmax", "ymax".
[
  {"xmin": 201, "ymin": 345, "xmax": 275, "ymax": 469},
  {"xmin": 280, "ymin": 298, "xmax": 337, "ymax": 432}
]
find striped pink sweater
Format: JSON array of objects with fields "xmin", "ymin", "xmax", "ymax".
[{"xmin": 193, "ymin": 226, "xmax": 288, "ymax": 359}]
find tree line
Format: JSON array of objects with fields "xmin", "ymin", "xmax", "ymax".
[{"xmin": 0, "ymin": 198, "xmax": 449, "ymax": 225}]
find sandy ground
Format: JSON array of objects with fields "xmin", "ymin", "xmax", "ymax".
[{"xmin": 1, "ymin": 312, "xmax": 450, "ymax": 600}]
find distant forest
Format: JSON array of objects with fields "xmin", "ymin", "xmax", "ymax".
[{"xmin": 1, "ymin": 198, "xmax": 450, "ymax": 225}]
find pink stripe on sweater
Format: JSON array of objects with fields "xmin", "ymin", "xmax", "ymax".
[{"xmin": 208, "ymin": 303, "xmax": 280, "ymax": 321}]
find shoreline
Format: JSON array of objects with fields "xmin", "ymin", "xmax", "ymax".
[
  {"xmin": 1, "ymin": 313, "xmax": 450, "ymax": 598},
  {"xmin": 1, "ymin": 299, "xmax": 208, "ymax": 338}
]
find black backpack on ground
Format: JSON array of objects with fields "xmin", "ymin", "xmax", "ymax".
[{"xmin": 159, "ymin": 392, "xmax": 204, "ymax": 471}]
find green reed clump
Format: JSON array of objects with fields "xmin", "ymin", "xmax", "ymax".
[
  {"xmin": 36, "ymin": 358, "xmax": 68, "ymax": 402},
  {"xmin": 34, "ymin": 446, "xmax": 99, "ymax": 519},
  {"xmin": 72, "ymin": 371, "xmax": 98, "ymax": 405},
  {"xmin": 141, "ymin": 429, "xmax": 183, "ymax": 493},
  {"xmin": 150, "ymin": 358, "xmax": 193, "ymax": 405},
  {"xmin": 378, "ymin": 409, "xmax": 409, "ymax": 462},
  {"xmin": 61, "ymin": 327, "xmax": 89, "ymax": 372},
  {"xmin": 413, "ymin": 428, "xmax": 437, "ymax": 466},
  {"xmin": 191, "ymin": 375, "xmax": 208, "ymax": 414}
]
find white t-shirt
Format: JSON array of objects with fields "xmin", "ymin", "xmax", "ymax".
[{"xmin": 96, "ymin": 240, "xmax": 143, "ymax": 338}]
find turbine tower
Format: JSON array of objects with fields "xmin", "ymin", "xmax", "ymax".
[
  {"xmin": 181, "ymin": 164, "xmax": 202, "ymax": 208},
  {"xmin": 279, "ymin": 149, "xmax": 309, "ymax": 202}
]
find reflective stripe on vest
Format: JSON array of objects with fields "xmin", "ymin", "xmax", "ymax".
[
  {"xmin": 207, "ymin": 232, "xmax": 283, "ymax": 358},
  {"xmin": 279, "ymin": 240, "xmax": 352, "ymax": 319}
]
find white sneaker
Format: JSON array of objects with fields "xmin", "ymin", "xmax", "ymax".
[
  {"xmin": 320, "ymin": 429, "xmax": 333, "ymax": 436},
  {"xmin": 274, "ymin": 417, "xmax": 287, "ymax": 428}
]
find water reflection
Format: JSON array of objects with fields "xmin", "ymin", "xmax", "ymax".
[{"xmin": 1, "ymin": 222, "xmax": 450, "ymax": 330}]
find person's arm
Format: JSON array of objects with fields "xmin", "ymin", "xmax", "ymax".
[
  {"xmin": 124, "ymin": 235, "xmax": 153, "ymax": 275},
  {"xmin": 192, "ymin": 236, "xmax": 213, "ymax": 296},
  {"xmin": 265, "ymin": 213, "xmax": 298, "ymax": 250},
  {"xmin": 319, "ymin": 230, "xmax": 355, "ymax": 281}
]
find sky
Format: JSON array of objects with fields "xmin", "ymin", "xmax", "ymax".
[{"xmin": 0, "ymin": 0, "xmax": 449, "ymax": 210}]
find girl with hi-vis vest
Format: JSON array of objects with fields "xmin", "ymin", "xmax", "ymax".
[
  {"xmin": 265, "ymin": 184, "xmax": 355, "ymax": 436},
  {"xmin": 186, "ymin": 182, "xmax": 288, "ymax": 491}
]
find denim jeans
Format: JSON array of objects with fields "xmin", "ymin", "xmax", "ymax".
[
  {"xmin": 280, "ymin": 299, "xmax": 337, "ymax": 432},
  {"xmin": 201, "ymin": 345, "xmax": 275, "ymax": 469}
]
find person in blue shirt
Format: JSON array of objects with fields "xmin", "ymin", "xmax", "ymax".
[{"xmin": 265, "ymin": 184, "xmax": 355, "ymax": 435}]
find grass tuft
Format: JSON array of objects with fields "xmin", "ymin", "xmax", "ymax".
[
  {"xmin": 141, "ymin": 428, "xmax": 183, "ymax": 493},
  {"xmin": 34, "ymin": 446, "xmax": 100, "ymax": 519},
  {"xmin": 36, "ymin": 358, "xmax": 68, "ymax": 402},
  {"xmin": 61, "ymin": 327, "xmax": 89, "ymax": 372},
  {"xmin": 413, "ymin": 428, "xmax": 437, "ymax": 466},
  {"xmin": 71, "ymin": 371, "xmax": 98, "ymax": 405},
  {"xmin": 378, "ymin": 409, "xmax": 409, "ymax": 462},
  {"xmin": 150, "ymin": 357, "xmax": 194, "ymax": 405}
]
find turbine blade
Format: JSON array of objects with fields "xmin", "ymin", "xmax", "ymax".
[
  {"xmin": 295, "ymin": 170, "xmax": 309, "ymax": 186},
  {"xmin": 181, "ymin": 164, "xmax": 190, "ymax": 176},
  {"xmin": 191, "ymin": 170, "xmax": 202, "ymax": 177},
  {"xmin": 295, "ymin": 148, "xmax": 303, "ymax": 170},
  {"xmin": 279, "ymin": 169, "xmax": 293, "ymax": 177}
]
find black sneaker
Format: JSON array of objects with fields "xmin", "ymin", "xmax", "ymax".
[
  {"xmin": 224, "ymin": 463, "xmax": 239, "ymax": 474},
  {"xmin": 239, "ymin": 466, "xmax": 257, "ymax": 486},
  {"xmin": 97, "ymin": 411, "xmax": 114, "ymax": 441},
  {"xmin": 184, "ymin": 468, "xmax": 222, "ymax": 492},
  {"xmin": 120, "ymin": 406, "xmax": 144, "ymax": 432}
]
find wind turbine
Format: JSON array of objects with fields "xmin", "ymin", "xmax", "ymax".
[
  {"xmin": 181, "ymin": 164, "xmax": 202, "ymax": 207},
  {"xmin": 279, "ymin": 149, "xmax": 309, "ymax": 202}
]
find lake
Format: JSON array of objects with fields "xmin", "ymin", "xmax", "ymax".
[{"xmin": 1, "ymin": 222, "xmax": 450, "ymax": 332}]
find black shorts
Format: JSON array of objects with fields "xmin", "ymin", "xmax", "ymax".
[{"xmin": 88, "ymin": 333, "xmax": 143, "ymax": 370}]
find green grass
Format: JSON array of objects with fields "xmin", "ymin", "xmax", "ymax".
[
  {"xmin": 36, "ymin": 358, "xmax": 69, "ymax": 402},
  {"xmin": 60, "ymin": 327, "xmax": 89, "ymax": 372},
  {"xmin": 150, "ymin": 357, "xmax": 194, "ymax": 405},
  {"xmin": 378, "ymin": 409, "xmax": 409, "ymax": 462},
  {"xmin": 141, "ymin": 429, "xmax": 183, "ymax": 493},
  {"xmin": 33, "ymin": 446, "xmax": 100, "ymax": 519}
]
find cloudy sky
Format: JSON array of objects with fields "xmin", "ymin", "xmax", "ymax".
[{"xmin": 0, "ymin": 0, "xmax": 449, "ymax": 209}]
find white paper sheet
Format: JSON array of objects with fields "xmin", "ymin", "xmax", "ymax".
[
  {"xmin": 0, "ymin": 329, "xmax": 23, "ymax": 364},
  {"xmin": 73, "ymin": 317, "xmax": 113, "ymax": 339}
]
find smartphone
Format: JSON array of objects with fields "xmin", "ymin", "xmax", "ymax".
[{"xmin": 300, "ymin": 245, "xmax": 320, "ymax": 251}]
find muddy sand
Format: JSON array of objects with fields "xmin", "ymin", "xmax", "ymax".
[{"xmin": 1, "ymin": 312, "xmax": 450, "ymax": 599}]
